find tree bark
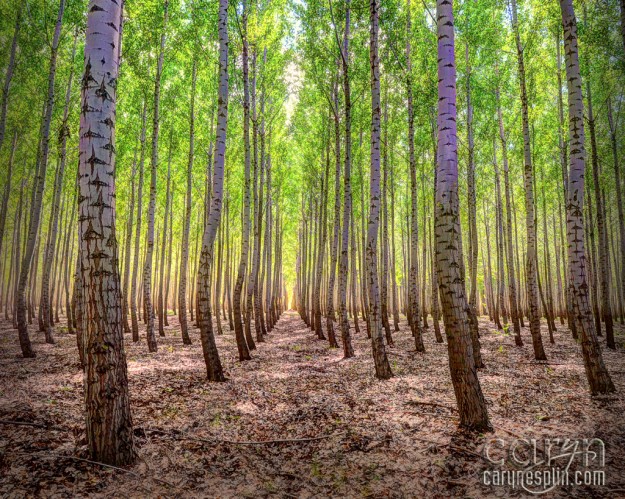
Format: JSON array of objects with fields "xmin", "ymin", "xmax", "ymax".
[
  {"xmin": 0, "ymin": 132, "xmax": 17, "ymax": 265},
  {"xmin": 326, "ymin": 73, "xmax": 341, "ymax": 348},
  {"xmin": 510, "ymin": 0, "xmax": 546, "ymax": 361},
  {"xmin": 79, "ymin": 0, "xmax": 136, "ymax": 465},
  {"xmin": 338, "ymin": 0, "xmax": 354, "ymax": 358},
  {"xmin": 495, "ymin": 76, "xmax": 523, "ymax": 347},
  {"xmin": 559, "ymin": 0, "xmax": 615, "ymax": 394},
  {"xmin": 435, "ymin": 0, "xmax": 490, "ymax": 431},
  {"xmin": 16, "ymin": 0, "xmax": 66, "ymax": 358},
  {"xmin": 607, "ymin": 98, "xmax": 625, "ymax": 326},
  {"xmin": 143, "ymin": 0, "xmax": 168, "ymax": 353},
  {"xmin": 157, "ymin": 134, "xmax": 173, "ymax": 337},
  {"xmin": 406, "ymin": 0, "xmax": 424, "ymax": 352},
  {"xmin": 464, "ymin": 43, "xmax": 482, "ymax": 366},
  {"xmin": 179, "ymin": 59, "xmax": 197, "ymax": 345},
  {"xmin": 0, "ymin": 6, "xmax": 21, "ymax": 155},
  {"xmin": 40, "ymin": 33, "xmax": 78, "ymax": 342},
  {"xmin": 195, "ymin": 0, "xmax": 229, "ymax": 381},
  {"xmin": 367, "ymin": 0, "xmax": 392, "ymax": 380},
  {"xmin": 587, "ymin": 83, "xmax": 614, "ymax": 349},
  {"xmin": 232, "ymin": 0, "xmax": 253, "ymax": 360},
  {"xmin": 130, "ymin": 102, "xmax": 146, "ymax": 342}
]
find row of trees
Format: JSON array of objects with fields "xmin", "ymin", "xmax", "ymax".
[
  {"xmin": 0, "ymin": 0, "xmax": 297, "ymax": 465},
  {"xmin": 0, "ymin": 0, "xmax": 623, "ymax": 465},
  {"xmin": 291, "ymin": 0, "xmax": 622, "ymax": 430}
]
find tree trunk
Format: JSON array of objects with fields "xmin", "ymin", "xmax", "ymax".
[
  {"xmin": 157, "ymin": 134, "xmax": 173, "ymax": 337},
  {"xmin": 465, "ymin": 43, "xmax": 481, "ymax": 366},
  {"xmin": 326, "ymin": 73, "xmax": 341, "ymax": 349},
  {"xmin": 12, "ymin": 180, "xmax": 25, "ymax": 327},
  {"xmin": 179, "ymin": 59, "xmax": 196, "ymax": 345},
  {"xmin": 338, "ymin": 0, "xmax": 354, "ymax": 358},
  {"xmin": 389, "ymin": 150, "xmax": 400, "ymax": 332},
  {"xmin": 556, "ymin": 31, "xmax": 577, "ymax": 337},
  {"xmin": 195, "ymin": 0, "xmax": 228, "ymax": 382},
  {"xmin": 40, "ymin": 33, "xmax": 77, "ymax": 343},
  {"xmin": 587, "ymin": 83, "xmax": 614, "ymax": 349},
  {"xmin": 130, "ymin": 102, "xmax": 147, "ymax": 342},
  {"xmin": 121, "ymin": 138, "xmax": 138, "ymax": 336},
  {"xmin": 559, "ymin": 0, "xmax": 615, "ymax": 394},
  {"xmin": 143, "ymin": 0, "xmax": 168, "ymax": 354},
  {"xmin": 511, "ymin": 0, "xmax": 546, "ymax": 361},
  {"xmin": 232, "ymin": 1, "xmax": 253, "ymax": 361},
  {"xmin": 0, "ymin": 132, "xmax": 17, "ymax": 265},
  {"xmin": 367, "ymin": 0, "xmax": 392, "ymax": 380},
  {"xmin": 495, "ymin": 82, "xmax": 523, "ymax": 347},
  {"xmin": 381, "ymin": 95, "xmax": 392, "ymax": 345},
  {"xmin": 435, "ymin": 0, "xmax": 490, "ymax": 431},
  {"xmin": 493, "ymin": 139, "xmax": 505, "ymax": 330},
  {"xmin": 16, "ymin": 0, "xmax": 66, "ymax": 358},
  {"xmin": 0, "ymin": 6, "xmax": 20, "ymax": 155},
  {"xmin": 314, "ymin": 115, "xmax": 330, "ymax": 339},
  {"xmin": 164, "ymin": 205, "xmax": 173, "ymax": 323},
  {"xmin": 79, "ymin": 0, "xmax": 136, "ymax": 465},
  {"xmin": 406, "ymin": 0, "xmax": 424, "ymax": 352},
  {"xmin": 607, "ymin": 98, "xmax": 625, "ymax": 326}
]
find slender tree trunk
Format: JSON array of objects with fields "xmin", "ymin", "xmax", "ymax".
[
  {"xmin": 607, "ymin": 98, "xmax": 625, "ymax": 325},
  {"xmin": 157, "ymin": 134, "xmax": 172, "ymax": 337},
  {"xmin": 179, "ymin": 59, "xmax": 197, "ymax": 345},
  {"xmin": 587, "ymin": 84, "xmax": 614, "ymax": 348},
  {"xmin": 541, "ymin": 184, "xmax": 556, "ymax": 340},
  {"xmin": 367, "ymin": 0, "xmax": 392, "ymax": 379},
  {"xmin": 326, "ymin": 75, "xmax": 341, "ymax": 348},
  {"xmin": 429, "ymin": 215, "xmax": 443, "ymax": 342},
  {"xmin": 40, "ymin": 33, "xmax": 77, "ymax": 342},
  {"xmin": 215, "ymin": 204, "xmax": 224, "ymax": 336},
  {"xmin": 586, "ymin": 188, "xmax": 602, "ymax": 336},
  {"xmin": 338, "ymin": 1, "xmax": 354, "ymax": 358},
  {"xmin": 495, "ymin": 76, "xmax": 523, "ymax": 347},
  {"xmin": 553, "ymin": 210, "xmax": 565, "ymax": 324},
  {"xmin": 493, "ymin": 140, "xmax": 505, "ymax": 330},
  {"xmin": 389, "ymin": 153, "xmax": 400, "ymax": 332},
  {"xmin": 79, "ymin": 0, "xmax": 136, "ymax": 465},
  {"xmin": 12, "ymin": 181, "xmax": 25, "ymax": 327},
  {"xmin": 143, "ymin": 0, "xmax": 168, "ymax": 353},
  {"xmin": 130, "ymin": 103, "xmax": 147, "ymax": 342},
  {"xmin": 16, "ymin": 0, "xmax": 66, "ymax": 358},
  {"xmin": 164, "ymin": 205, "xmax": 173, "ymax": 323},
  {"xmin": 381, "ymin": 94, "xmax": 392, "ymax": 345},
  {"xmin": 63, "ymin": 190, "xmax": 77, "ymax": 333},
  {"xmin": 0, "ymin": 6, "xmax": 21, "ymax": 155},
  {"xmin": 556, "ymin": 32, "xmax": 577, "ymax": 337},
  {"xmin": 465, "ymin": 42, "xmax": 481, "ymax": 365},
  {"xmin": 233, "ymin": 1, "xmax": 253, "ymax": 360},
  {"xmin": 406, "ymin": 0, "xmax": 424, "ymax": 352},
  {"xmin": 247, "ymin": 48, "xmax": 266, "ymax": 344},
  {"xmin": 511, "ymin": 0, "xmax": 546, "ymax": 360},
  {"xmin": 484, "ymin": 208, "xmax": 496, "ymax": 324},
  {"xmin": 121, "ymin": 139, "xmax": 138, "ymax": 335},
  {"xmin": 0, "ymin": 132, "xmax": 17, "ymax": 265},
  {"xmin": 195, "ymin": 0, "xmax": 229, "ymax": 381},
  {"xmin": 559, "ymin": 0, "xmax": 615, "ymax": 394},
  {"xmin": 435, "ymin": 0, "xmax": 490, "ymax": 431},
  {"xmin": 265, "ymin": 161, "xmax": 273, "ymax": 332},
  {"xmin": 314, "ymin": 117, "xmax": 330, "ymax": 339},
  {"xmin": 350, "ymin": 202, "xmax": 360, "ymax": 334}
]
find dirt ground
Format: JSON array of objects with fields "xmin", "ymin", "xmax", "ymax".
[{"xmin": 1, "ymin": 311, "xmax": 624, "ymax": 498}]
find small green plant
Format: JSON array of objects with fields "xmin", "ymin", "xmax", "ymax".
[{"xmin": 503, "ymin": 323, "xmax": 510, "ymax": 336}]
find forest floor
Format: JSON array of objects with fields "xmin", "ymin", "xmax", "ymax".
[{"xmin": 1, "ymin": 311, "xmax": 625, "ymax": 498}]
